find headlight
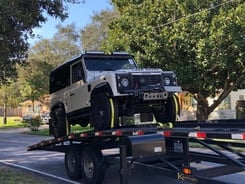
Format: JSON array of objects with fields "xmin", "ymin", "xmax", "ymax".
[
  {"xmin": 164, "ymin": 77, "xmax": 171, "ymax": 85},
  {"xmin": 121, "ymin": 78, "xmax": 129, "ymax": 87}
]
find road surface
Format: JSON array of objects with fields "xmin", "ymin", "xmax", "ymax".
[{"xmin": 0, "ymin": 127, "xmax": 244, "ymax": 184}]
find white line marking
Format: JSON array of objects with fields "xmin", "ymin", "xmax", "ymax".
[{"xmin": 0, "ymin": 160, "xmax": 81, "ymax": 184}]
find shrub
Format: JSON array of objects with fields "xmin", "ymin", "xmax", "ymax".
[{"xmin": 23, "ymin": 116, "xmax": 41, "ymax": 131}]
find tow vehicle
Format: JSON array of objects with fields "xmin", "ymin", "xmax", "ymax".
[{"xmin": 28, "ymin": 119, "xmax": 245, "ymax": 184}]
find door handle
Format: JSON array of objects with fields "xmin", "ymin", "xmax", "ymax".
[{"xmin": 70, "ymin": 93, "xmax": 75, "ymax": 96}]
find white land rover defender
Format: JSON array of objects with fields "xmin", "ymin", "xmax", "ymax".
[{"xmin": 49, "ymin": 51, "xmax": 182, "ymax": 137}]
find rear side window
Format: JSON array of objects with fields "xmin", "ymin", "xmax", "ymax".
[
  {"xmin": 72, "ymin": 61, "xmax": 85, "ymax": 83},
  {"xmin": 50, "ymin": 65, "xmax": 70, "ymax": 93}
]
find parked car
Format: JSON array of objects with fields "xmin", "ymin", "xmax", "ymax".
[
  {"xmin": 22, "ymin": 112, "xmax": 38, "ymax": 121},
  {"xmin": 40, "ymin": 112, "xmax": 50, "ymax": 124}
]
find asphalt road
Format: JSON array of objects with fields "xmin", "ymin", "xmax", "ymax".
[{"xmin": 0, "ymin": 127, "xmax": 244, "ymax": 184}]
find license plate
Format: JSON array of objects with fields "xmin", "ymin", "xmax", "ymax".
[{"xmin": 143, "ymin": 92, "xmax": 168, "ymax": 100}]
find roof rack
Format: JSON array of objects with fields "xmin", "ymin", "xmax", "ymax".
[
  {"xmin": 112, "ymin": 51, "xmax": 129, "ymax": 55},
  {"xmin": 85, "ymin": 50, "xmax": 105, "ymax": 54}
]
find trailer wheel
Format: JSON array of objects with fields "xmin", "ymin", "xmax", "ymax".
[
  {"xmin": 81, "ymin": 147, "xmax": 105, "ymax": 184},
  {"xmin": 52, "ymin": 108, "xmax": 67, "ymax": 138},
  {"xmin": 154, "ymin": 95, "xmax": 180, "ymax": 123},
  {"xmin": 91, "ymin": 93, "xmax": 118, "ymax": 130},
  {"xmin": 65, "ymin": 146, "xmax": 82, "ymax": 180}
]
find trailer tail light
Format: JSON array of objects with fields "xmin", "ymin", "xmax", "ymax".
[
  {"xmin": 182, "ymin": 167, "xmax": 192, "ymax": 175},
  {"xmin": 133, "ymin": 130, "xmax": 144, "ymax": 135},
  {"xmin": 112, "ymin": 130, "xmax": 122, "ymax": 136},
  {"xmin": 196, "ymin": 132, "xmax": 206, "ymax": 138},
  {"xmin": 231, "ymin": 133, "xmax": 245, "ymax": 140},
  {"xmin": 189, "ymin": 132, "xmax": 206, "ymax": 139},
  {"xmin": 80, "ymin": 133, "xmax": 88, "ymax": 137},
  {"xmin": 164, "ymin": 131, "xmax": 171, "ymax": 137},
  {"xmin": 68, "ymin": 134, "xmax": 75, "ymax": 139},
  {"xmin": 95, "ymin": 131, "xmax": 103, "ymax": 136}
]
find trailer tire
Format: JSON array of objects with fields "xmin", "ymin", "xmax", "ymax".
[
  {"xmin": 91, "ymin": 93, "xmax": 118, "ymax": 130},
  {"xmin": 65, "ymin": 146, "xmax": 82, "ymax": 180},
  {"xmin": 52, "ymin": 108, "xmax": 67, "ymax": 138},
  {"xmin": 81, "ymin": 146, "xmax": 105, "ymax": 184},
  {"xmin": 154, "ymin": 95, "xmax": 180, "ymax": 123}
]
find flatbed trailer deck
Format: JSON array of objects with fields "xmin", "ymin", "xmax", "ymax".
[{"xmin": 28, "ymin": 120, "xmax": 245, "ymax": 184}]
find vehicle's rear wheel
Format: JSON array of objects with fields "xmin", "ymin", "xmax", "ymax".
[
  {"xmin": 81, "ymin": 146, "xmax": 105, "ymax": 184},
  {"xmin": 91, "ymin": 93, "xmax": 118, "ymax": 130},
  {"xmin": 154, "ymin": 94, "xmax": 180, "ymax": 123},
  {"xmin": 65, "ymin": 146, "xmax": 82, "ymax": 180},
  {"xmin": 51, "ymin": 108, "xmax": 68, "ymax": 138}
]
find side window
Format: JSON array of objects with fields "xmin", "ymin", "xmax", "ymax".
[
  {"xmin": 50, "ymin": 65, "xmax": 70, "ymax": 93},
  {"xmin": 72, "ymin": 62, "xmax": 85, "ymax": 83}
]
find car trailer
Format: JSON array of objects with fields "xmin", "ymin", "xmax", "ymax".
[{"xmin": 27, "ymin": 119, "xmax": 245, "ymax": 184}]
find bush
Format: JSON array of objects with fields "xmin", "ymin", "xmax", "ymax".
[{"xmin": 23, "ymin": 116, "xmax": 41, "ymax": 131}]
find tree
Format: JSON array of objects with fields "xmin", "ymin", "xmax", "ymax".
[
  {"xmin": 103, "ymin": 0, "xmax": 245, "ymax": 120},
  {"xmin": 0, "ymin": 0, "xmax": 79, "ymax": 83},
  {"xmin": 80, "ymin": 9, "xmax": 119, "ymax": 50},
  {"xmin": 18, "ymin": 23, "xmax": 81, "ymax": 108},
  {"xmin": 0, "ymin": 82, "xmax": 22, "ymax": 123},
  {"xmin": 30, "ymin": 24, "xmax": 81, "ymax": 67},
  {"xmin": 18, "ymin": 60, "xmax": 53, "ymax": 106}
]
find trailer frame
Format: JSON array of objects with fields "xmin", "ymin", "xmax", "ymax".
[{"xmin": 28, "ymin": 120, "xmax": 245, "ymax": 184}]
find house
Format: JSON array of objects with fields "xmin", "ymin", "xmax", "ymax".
[
  {"xmin": 209, "ymin": 89, "xmax": 245, "ymax": 119},
  {"xmin": 20, "ymin": 96, "xmax": 50, "ymax": 117},
  {"xmin": 178, "ymin": 89, "xmax": 245, "ymax": 120},
  {"xmin": 20, "ymin": 100, "xmax": 49, "ymax": 117}
]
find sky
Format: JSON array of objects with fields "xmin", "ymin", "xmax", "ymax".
[{"xmin": 31, "ymin": 0, "xmax": 112, "ymax": 44}]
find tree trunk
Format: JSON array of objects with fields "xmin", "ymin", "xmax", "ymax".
[
  {"xmin": 194, "ymin": 82, "xmax": 235, "ymax": 121},
  {"xmin": 196, "ymin": 103, "xmax": 209, "ymax": 121},
  {"xmin": 195, "ymin": 94, "xmax": 209, "ymax": 121},
  {"xmin": 3, "ymin": 103, "xmax": 7, "ymax": 125},
  {"xmin": 31, "ymin": 94, "xmax": 35, "ymax": 113},
  {"xmin": 3, "ymin": 93, "xmax": 7, "ymax": 124}
]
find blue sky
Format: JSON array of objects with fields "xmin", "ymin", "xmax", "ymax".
[{"xmin": 31, "ymin": 0, "xmax": 112, "ymax": 43}]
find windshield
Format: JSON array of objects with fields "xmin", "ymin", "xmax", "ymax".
[{"xmin": 84, "ymin": 57, "xmax": 137, "ymax": 71}]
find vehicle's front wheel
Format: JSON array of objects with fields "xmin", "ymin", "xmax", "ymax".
[
  {"xmin": 154, "ymin": 94, "xmax": 180, "ymax": 123},
  {"xmin": 91, "ymin": 93, "xmax": 118, "ymax": 130},
  {"xmin": 51, "ymin": 108, "xmax": 68, "ymax": 138}
]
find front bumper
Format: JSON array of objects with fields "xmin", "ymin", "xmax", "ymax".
[{"xmin": 119, "ymin": 85, "xmax": 181, "ymax": 100}]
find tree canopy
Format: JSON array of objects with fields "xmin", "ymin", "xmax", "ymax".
[
  {"xmin": 103, "ymin": 0, "xmax": 245, "ymax": 120},
  {"xmin": 30, "ymin": 24, "xmax": 81, "ymax": 67},
  {"xmin": 0, "ymin": 23, "xmax": 81, "ymax": 111},
  {"xmin": 18, "ymin": 24, "xmax": 81, "ymax": 104},
  {"xmin": 0, "ymin": 0, "xmax": 79, "ymax": 83},
  {"xmin": 80, "ymin": 9, "xmax": 118, "ymax": 50}
]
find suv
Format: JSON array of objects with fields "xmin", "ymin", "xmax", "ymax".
[{"xmin": 49, "ymin": 51, "xmax": 181, "ymax": 137}]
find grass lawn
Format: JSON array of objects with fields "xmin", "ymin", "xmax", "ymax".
[
  {"xmin": 0, "ymin": 164, "xmax": 61, "ymax": 184},
  {"xmin": 0, "ymin": 116, "xmax": 24, "ymax": 129},
  {"xmin": 0, "ymin": 116, "xmax": 92, "ymax": 136},
  {"xmin": 30, "ymin": 124, "xmax": 93, "ymax": 136}
]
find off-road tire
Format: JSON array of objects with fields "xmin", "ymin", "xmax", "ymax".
[
  {"xmin": 154, "ymin": 95, "xmax": 180, "ymax": 123},
  {"xmin": 91, "ymin": 93, "xmax": 118, "ymax": 130},
  {"xmin": 51, "ymin": 108, "xmax": 67, "ymax": 138}
]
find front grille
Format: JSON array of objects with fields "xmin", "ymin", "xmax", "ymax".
[{"xmin": 131, "ymin": 74, "xmax": 162, "ymax": 89}]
